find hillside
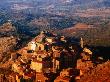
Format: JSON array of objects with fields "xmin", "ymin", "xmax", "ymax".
[
  {"xmin": 77, "ymin": 61, "xmax": 110, "ymax": 82},
  {"xmin": 62, "ymin": 23, "xmax": 92, "ymax": 31},
  {"xmin": 0, "ymin": 23, "xmax": 18, "ymax": 65},
  {"xmin": 0, "ymin": 21, "xmax": 17, "ymax": 37}
]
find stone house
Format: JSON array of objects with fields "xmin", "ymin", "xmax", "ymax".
[{"xmin": 30, "ymin": 59, "xmax": 43, "ymax": 73}]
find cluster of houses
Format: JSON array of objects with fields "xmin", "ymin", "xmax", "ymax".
[{"xmin": 8, "ymin": 31, "xmax": 92, "ymax": 82}]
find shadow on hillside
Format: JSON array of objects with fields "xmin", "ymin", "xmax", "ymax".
[{"xmin": 89, "ymin": 46, "xmax": 110, "ymax": 63}]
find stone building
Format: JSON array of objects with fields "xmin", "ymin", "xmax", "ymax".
[
  {"xmin": 30, "ymin": 50, "xmax": 52, "ymax": 73},
  {"xmin": 46, "ymin": 37, "xmax": 55, "ymax": 43},
  {"xmin": 52, "ymin": 51, "xmax": 61, "ymax": 73},
  {"xmin": 28, "ymin": 41, "xmax": 36, "ymax": 51},
  {"xmin": 31, "ymin": 59, "xmax": 43, "ymax": 73},
  {"xmin": 12, "ymin": 61, "xmax": 22, "ymax": 73},
  {"xmin": 36, "ymin": 42, "xmax": 45, "ymax": 51}
]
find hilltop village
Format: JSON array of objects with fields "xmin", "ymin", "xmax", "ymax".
[{"xmin": 0, "ymin": 31, "xmax": 94, "ymax": 82}]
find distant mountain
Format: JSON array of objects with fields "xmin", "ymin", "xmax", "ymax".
[
  {"xmin": 1, "ymin": 0, "xmax": 110, "ymax": 14},
  {"xmin": 2, "ymin": 0, "xmax": 110, "ymax": 8},
  {"xmin": 55, "ymin": 0, "xmax": 110, "ymax": 9},
  {"xmin": 0, "ymin": 0, "xmax": 110, "ymax": 34}
]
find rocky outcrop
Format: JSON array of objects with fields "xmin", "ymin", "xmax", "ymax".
[
  {"xmin": 0, "ymin": 36, "xmax": 17, "ymax": 54},
  {"xmin": 0, "ymin": 21, "xmax": 17, "ymax": 37},
  {"xmin": 0, "ymin": 22, "xmax": 18, "ymax": 63}
]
